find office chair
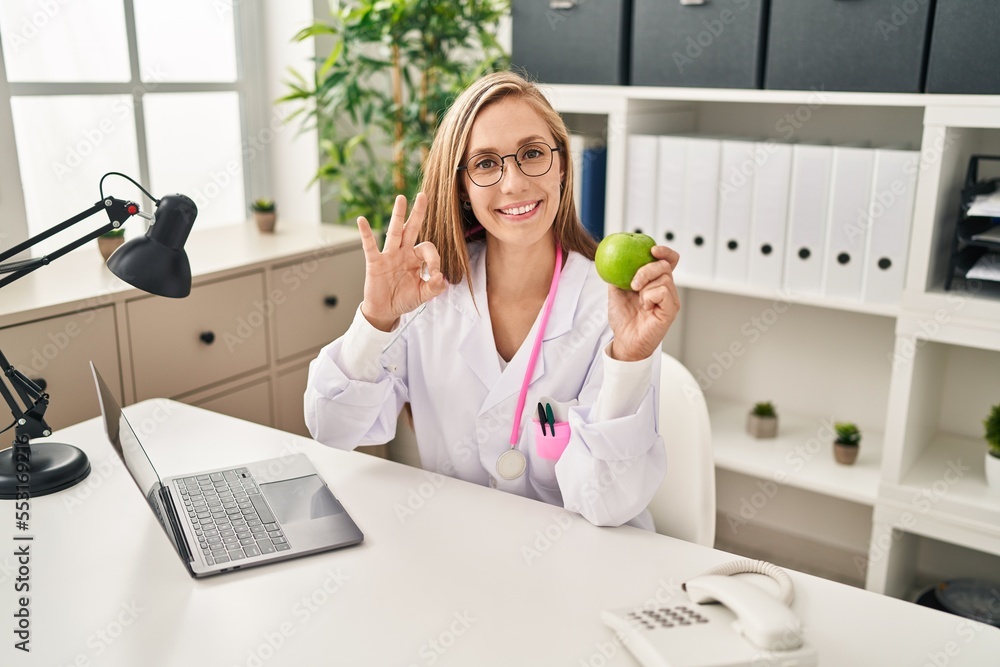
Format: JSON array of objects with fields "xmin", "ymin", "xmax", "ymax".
[{"xmin": 648, "ymin": 352, "xmax": 716, "ymax": 547}]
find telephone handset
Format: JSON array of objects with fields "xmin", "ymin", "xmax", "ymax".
[{"xmin": 600, "ymin": 560, "xmax": 818, "ymax": 667}]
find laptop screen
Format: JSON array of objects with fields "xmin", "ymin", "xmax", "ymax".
[
  {"xmin": 90, "ymin": 361, "xmax": 163, "ymax": 498},
  {"xmin": 90, "ymin": 362, "xmax": 192, "ymax": 567}
]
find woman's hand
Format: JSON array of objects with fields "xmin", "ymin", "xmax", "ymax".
[
  {"xmin": 357, "ymin": 193, "xmax": 448, "ymax": 332},
  {"xmin": 607, "ymin": 246, "xmax": 680, "ymax": 362}
]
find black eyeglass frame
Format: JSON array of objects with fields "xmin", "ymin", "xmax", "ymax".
[{"xmin": 456, "ymin": 142, "xmax": 563, "ymax": 187}]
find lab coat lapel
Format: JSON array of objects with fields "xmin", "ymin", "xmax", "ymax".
[
  {"xmin": 454, "ymin": 246, "xmax": 501, "ymax": 391},
  {"xmin": 476, "ymin": 251, "xmax": 588, "ymax": 417}
]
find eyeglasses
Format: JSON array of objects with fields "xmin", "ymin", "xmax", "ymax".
[{"xmin": 457, "ymin": 142, "xmax": 562, "ymax": 187}]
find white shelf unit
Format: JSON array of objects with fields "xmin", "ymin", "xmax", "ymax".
[{"xmin": 542, "ymin": 84, "xmax": 1000, "ymax": 599}]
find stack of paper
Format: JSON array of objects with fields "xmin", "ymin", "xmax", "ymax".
[{"xmin": 968, "ymin": 191, "xmax": 1000, "ymax": 218}]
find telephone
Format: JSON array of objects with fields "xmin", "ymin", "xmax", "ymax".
[{"xmin": 601, "ymin": 560, "xmax": 818, "ymax": 667}]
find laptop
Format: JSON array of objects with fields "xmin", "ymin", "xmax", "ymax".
[{"xmin": 90, "ymin": 362, "xmax": 364, "ymax": 577}]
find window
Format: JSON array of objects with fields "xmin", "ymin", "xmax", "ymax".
[{"xmin": 0, "ymin": 0, "xmax": 260, "ymax": 255}]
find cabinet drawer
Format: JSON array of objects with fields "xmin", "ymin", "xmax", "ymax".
[
  {"xmin": 0, "ymin": 306, "xmax": 121, "ymax": 431},
  {"xmin": 194, "ymin": 378, "xmax": 273, "ymax": 427},
  {"xmin": 276, "ymin": 363, "xmax": 310, "ymax": 437},
  {"xmin": 272, "ymin": 248, "xmax": 365, "ymax": 361},
  {"xmin": 128, "ymin": 272, "xmax": 268, "ymax": 401}
]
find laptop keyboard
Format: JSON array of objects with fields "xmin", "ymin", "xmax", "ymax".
[{"xmin": 176, "ymin": 468, "xmax": 290, "ymax": 566}]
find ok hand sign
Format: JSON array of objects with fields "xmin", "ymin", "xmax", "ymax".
[{"xmin": 357, "ymin": 193, "xmax": 448, "ymax": 332}]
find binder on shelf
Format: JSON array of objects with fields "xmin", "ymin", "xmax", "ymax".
[
  {"xmin": 569, "ymin": 134, "xmax": 586, "ymax": 223},
  {"xmin": 748, "ymin": 142, "xmax": 793, "ymax": 291},
  {"xmin": 862, "ymin": 149, "xmax": 919, "ymax": 305},
  {"xmin": 714, "ymin": 140, "xmax": 758, "ymax": 284},
  {"xmin": 655, "ymin": 135, "xmax": 687, "ymax": 252},
  {"xmin": 624, "ymin": 135, "xmax": 658, "ymax": 238},
  {"xmin": 784, "ymin": 144, "xmax": 834, "ymax": 296},
  {"xmin": 823, "ymin": 146, "xmax": 875, "ymax": 300},
  {"xmin": 678, "ymin": 137, "xmax": 722, "ymax": 280},
  {"xmin": 580, "ymin": 142, "xmax": 607, "ymax": 242}
]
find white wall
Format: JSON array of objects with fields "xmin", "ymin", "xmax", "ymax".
[{"xmin": 261, "ymin": 0, "xmax": 321, "ymax": 224}]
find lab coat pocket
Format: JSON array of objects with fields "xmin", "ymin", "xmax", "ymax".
[
  {"xmin": 533, "ymin": 420, "xmax": 571, "ymax": 460},
  {"xmin": 533, "ymin": 396, "xmax": 577, "ymax": 461}
]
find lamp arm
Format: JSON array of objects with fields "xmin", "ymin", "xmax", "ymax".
[
  {"xmin": 0, "ymin": 348, "xmax": 52, "ymax": 444},
  {"xmin": 0, "ymin": 197, "xmax": 140, "ymax": 289}
]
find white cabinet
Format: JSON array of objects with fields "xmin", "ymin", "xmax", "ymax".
[
  {"xmin": 127, "ymin": 272, "xmax": 269, "ymax": 401},
  {"xmin": 544, "ymin": 84, "xmax": 1000, "ymax": 598},
  {"xmin": 0, "ymin": 306, "xmax": 122, "ymax": 430},
  {"xmin": 0, "ymin": 221, "xmax": 365, "ymax": 444},
  {"xmin": 270, "ymin": 248, "xmax": 365, "ymax": 362}
]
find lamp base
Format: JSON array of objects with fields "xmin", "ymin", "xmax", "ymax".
[{"xmin": 0, "ymin": 442, "xmax": 91, "ymax": 500}]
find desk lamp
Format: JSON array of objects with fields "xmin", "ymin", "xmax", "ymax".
[{"xmin": 0, "ymin": 172, "xmax": 197, "ymax": 500}]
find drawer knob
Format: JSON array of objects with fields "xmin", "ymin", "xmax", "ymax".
[
  {"xmin": 324, "ymin": 295, "xmax": 339, "ymax": 308},
  {"xmin": 199, "ymin": 331, "xmax": 216, "ymax": 345}
]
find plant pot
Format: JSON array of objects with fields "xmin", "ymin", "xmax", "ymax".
[
  {"xmin": 98, "ymin": 235, "xmax": 125, "ymax": 261},
  {"xmin": 986, "ymin": 452, "xmax": 1000, "ymax": 492},
  {"xmin": 253, "ymin": 210, "xmax": 276, "ymax": 233},
  {"xmin": 834, "ymin": 442, "xmax": 859, "ymax": 465},
  {"xmin": 746, "ymin": 413, "xmax": 778, "ymax": 439}
]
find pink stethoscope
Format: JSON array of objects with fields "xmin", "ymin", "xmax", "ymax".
[
  {"xmin": 382, "ymin": 238, "xmax": 564, "ymax": 481},
  {"xmin": 495, "ymin": 241, "xmax": 562, "ymax": 481}
]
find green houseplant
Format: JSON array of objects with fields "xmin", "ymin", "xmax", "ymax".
[
  {"xmin": 282, "ymin": 0, "xmax": 509, "ymax": 233},
  {"xmin": 98, "ymin": 227, "xmax": 125, "ymax": 261},
  {"xmin": 984, "ymin": 403, "xmax": 1000, "ymax": 491},
  {"xmin": 746, "ymin": 401, "xmax": 778, "ymax": 439},
  {"xmin": 251, "ymin": 198, "xmax": 277, "ymax": 233},
  {"xmin": 833, "ymin": 422, "xmax": 861, "ymax": 465}
]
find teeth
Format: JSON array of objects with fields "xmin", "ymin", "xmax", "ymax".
[{"xmin": 500, "ymin": 201, "xmax": 538, "ymax": 216}]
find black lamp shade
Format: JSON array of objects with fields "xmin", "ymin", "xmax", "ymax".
[{"xmin": 107, "ymin": 193, "xmax": 197, "ymax": 298}]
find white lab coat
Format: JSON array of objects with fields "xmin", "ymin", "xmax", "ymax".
[{"xmin": 305, "ymin": 242, "xmax": 666, "ymax": 529}]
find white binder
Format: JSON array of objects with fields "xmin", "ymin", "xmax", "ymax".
[
  {"xmin": 715, "ymin": 140, "xmax": 757, "ymax": 283},
  {"xmin": 625, "ymin": 135, "xmax": 659, "ymax": 237},
  {"xmin": 655, "ymin": 135, "xmax": 687, "ymax": 253},
  {"xmin": 748, "ymin": 142, "xmax": 793, "ymax": 290},
  {"xmin": 862, "ymin": 149, "xmax": 919, "ymax": 305},
  {"xmin": 784, "ymin": 145, "xmax": 833, "ymax": 296},
  {"xmin": 823, "ymin": 147, "xmax": 876, "ymax": 299},
  {"xmin": 678, "ymin": 137, "xmax": 721, "ymax": 280}
]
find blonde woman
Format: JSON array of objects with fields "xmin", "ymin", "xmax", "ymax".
[{"xmin": 306, "ymin": 71, "xmax": 679, "ymax": 529}]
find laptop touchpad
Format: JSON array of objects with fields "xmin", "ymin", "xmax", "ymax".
[{"xmin": 260, "ymin": 475, "xmax": 345, "ymax": 524}]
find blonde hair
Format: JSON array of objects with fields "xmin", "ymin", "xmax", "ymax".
[{"xmin": 419, "ymin": 71, "xmax": 598, "ymax": 292}]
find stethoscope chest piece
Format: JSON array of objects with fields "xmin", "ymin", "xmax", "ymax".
[{"xmin": 496, "ymin": 448, "xmax": 527, "ymax": 481}]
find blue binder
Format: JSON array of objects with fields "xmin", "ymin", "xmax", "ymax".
[{"xmin": 580, "ymin": 145, "xmax": 607, "ymax": 241}]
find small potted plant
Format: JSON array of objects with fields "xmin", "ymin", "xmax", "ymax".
[
  {"xmin": 984, "ymin": 403, "xmax": 1000, "ymax": 491},
  {"xmin": 251, "ymin": 199, "xmax": 276, "ymax": 233},
  {"xmin": 747, "ymin": 401, "xmax": 778, "ymax": 438},
  {"xmin": 97, "ymin": 227, "xmax": 125, "ymax": 260},
  {"xmin": 833, "ymin": 422, "xmax": 861, "ymax": 465}
]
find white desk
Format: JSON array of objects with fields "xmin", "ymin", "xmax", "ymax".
[{"xmin": 3, "ymin": 400, "xmax": 998, "ymax": 666}]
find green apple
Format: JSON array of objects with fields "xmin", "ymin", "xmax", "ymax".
[{"xmin": 595, "ymin": 232, "xmax": 657, "ymax": 291}]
